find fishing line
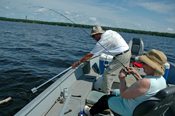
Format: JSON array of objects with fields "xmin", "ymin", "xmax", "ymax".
[
  {"xmin": 28, "ymin": 6, "xmax": 90, "ymax": 37},
  {"xmin": 29, "ymin": 6, "xmax": 139, "ymax": 80},
  {"xmin": 28, "ymin": 6, "xmax": 115, "ymax": 56}
]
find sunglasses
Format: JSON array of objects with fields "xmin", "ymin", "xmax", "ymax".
[{"xmin": 92, "ymin": 34, "xmax": 98, "ymax": 38}]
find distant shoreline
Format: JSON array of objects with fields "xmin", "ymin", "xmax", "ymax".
[{"xmin": 0, "ymin": 17, "xmax": 174, "ymax": 38}]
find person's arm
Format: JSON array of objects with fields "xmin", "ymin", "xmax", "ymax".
[
  {"xmin": 119, "ymin": 72, "xmax": 150, "ymax": 99},
  {"xmin": 72, "ymin": 53, "xmax": 94, "ymax": 69}
]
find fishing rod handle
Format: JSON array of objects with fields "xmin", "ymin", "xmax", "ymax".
[
  {"xmin": 131, "ymin": 72, "xmax": 140, "ymax": 81},
  {"xmin": 121, "ymin": 68, "xmax": 140, "ymax": 81}
]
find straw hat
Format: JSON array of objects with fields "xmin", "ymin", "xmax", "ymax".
[
  {"xmin": 139, "ymin": 49, "xmax": 167, "ymax": 75},
  {"xmin": 91, "ymin": 26, "xmax": 105, "ymax": 36}
]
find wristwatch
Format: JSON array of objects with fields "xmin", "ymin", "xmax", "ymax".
[{"xmin": 78, "ymin": 61, "xmax": 81, "ymax": 64}]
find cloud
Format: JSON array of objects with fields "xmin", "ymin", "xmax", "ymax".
[
  {"xmin": 51, "ymin": 13, "xmax": 55, "ymax": 16},
  {"xmin": 5, "ymin": 6, "xmax": 12, "ymax": 10},
  {"xmin": 81, "ymin": 17, "xmax": 100, "ymax": 25},
  {"xmin": 90, "ymin": 17, "xmax": 97, "ymax": 21},
  {"xmin": 35, "ymin": 8, "xmax": 48, "ymax": 13},
  {"xmin": 75, "ymin": 14, "xmax": 80, "ymax": 17},
  {"xmin": 34, "ymin": 8, "xmax": 48, "ymax": 15},
  {"xmin": 89, "ymin": 17, "xmax": 101, "ymax": 25},
  {"xmin": 1, "ymin": 0, "xmax": 175, "ymax": 33},
  {"xmin": 136, "ymin": 2, "xmax": 175, "ymax": 15},
  {"xmin": 22, "ymin": 2, "xmax": 31, "ymax": 5},
  {"xmin": 53, "ymin": 18, "xmax": 58, "ymax": 21},
  {"xmin": 134, "ymin": 23, "xmax": 141, "ymax": 27},
  {"xmin": 167, "ymin": 28, "xmax": 173, "ymax": 31},
  {"xmin": 116, "ymin": 6, "xmax": 128, "ymax": 11},
  {"xmin": 65, "ymin": 11, "xmax": 71, "ymax": 15},
  {"xmin": 6, "ymin": 13, "xmax": 15, "ymax": 16}
]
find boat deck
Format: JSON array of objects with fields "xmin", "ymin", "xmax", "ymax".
[
  {"xmin": 45, "ymin": 72, "xmax": 97, "ymax": 116},
  {"xmin": 45, "ymin": 67, "xmax": 146, "ymax": 116}
]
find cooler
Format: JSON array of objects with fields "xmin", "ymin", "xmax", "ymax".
[
  {"xmin": 99, "ymin": 53, "xmax": 113, "ymax": 74},
  {"xmin": 163, "ymin": 62, "xmax": 170, "ymax": 81}
]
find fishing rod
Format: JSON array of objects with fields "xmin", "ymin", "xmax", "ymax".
[
  {"xmin": 28, "ymin": 6, "xmax": 116, "ymax": 57},
  {"xmin": 31, "ymin": 66, "xmax": 72, "ymax": 93},
  {"xmin": 29, "ymin": 6, "xmax": 139, "ymax": 81},
  {"xmin": 28, "ymin": 6, "xmax": 90, "ymax": 37}
]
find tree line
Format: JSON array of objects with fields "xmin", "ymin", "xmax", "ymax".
[{"xmin": 0, "ymin": 17, "xmax": 175, "ymax": 38}]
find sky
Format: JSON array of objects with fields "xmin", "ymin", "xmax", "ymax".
[{"xmin": 0, "ymin": 0, "xmax": 175, "ymax": 33}]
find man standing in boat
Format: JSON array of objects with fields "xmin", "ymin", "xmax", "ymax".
[{"xmin": 72, "ymin": 26, "xmax": 131, "ymax": 94}]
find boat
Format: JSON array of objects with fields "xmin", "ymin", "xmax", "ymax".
[{"xmin": 15, "ymin": 38, "xmax": 175, "ymax": 116}]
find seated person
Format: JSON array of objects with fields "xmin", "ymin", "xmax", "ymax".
[{"xmin": 84, "ymin": 49, "xmax": 167, "ymax": 116}]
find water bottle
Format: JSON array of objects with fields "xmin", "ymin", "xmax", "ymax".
[
  {"xmin": 80, "ymin": 111, "xmax": 83, "ymax": 116},
  {"xmin": 78, "ymin": 111, "xmax": 83, "ymax": 116},
  {"xmin": 163, "ymin": 62, "xmax": 170, "ymax": 81}
]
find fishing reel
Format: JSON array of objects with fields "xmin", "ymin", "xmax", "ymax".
[
  {"xmin": 120, "ymin": 68, "xmax": 140, "ymax": 81},
  {"xmin": 120, "ymin": 68, "xmax": 130, "ymax": 76}
]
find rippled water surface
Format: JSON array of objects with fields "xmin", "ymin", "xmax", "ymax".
[{"xmin": 0, "ymin": 20, "xmax": 175, "ymax": 115}]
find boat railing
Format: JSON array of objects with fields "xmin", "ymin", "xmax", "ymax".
[{"xmin": 15, "ymin": 63, "xmax": 85, "ymax": 116}]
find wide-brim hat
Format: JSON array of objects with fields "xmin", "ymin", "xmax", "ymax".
[
  {"xmin": 91, "ymin": 26, "xmax": 105, "ymax": 36},
  {"xmin": 139, "ymin": 49, "xmax": 167, "ymax": 75}
]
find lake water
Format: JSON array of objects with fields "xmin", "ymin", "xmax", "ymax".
[{"xmin": 0, "ymin": 20, "xmax": 175, "ymax": 115}]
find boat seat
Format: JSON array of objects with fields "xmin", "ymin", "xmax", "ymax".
[
  {"xmin": 129, "ymin": 37, "xmax": 144, "ymax": 64},
  {"xmin": 133, "ymin": 86, "xmax": 175, "ymax": 116}
]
